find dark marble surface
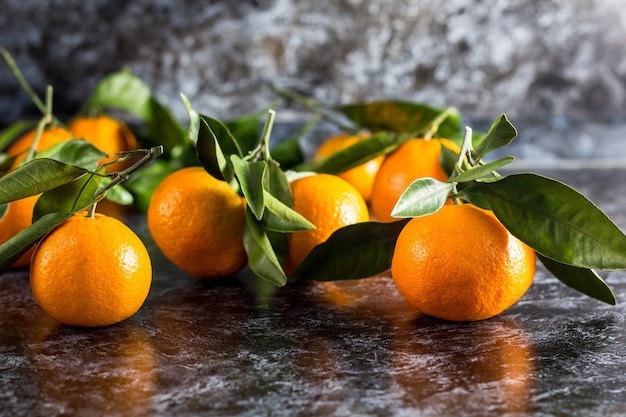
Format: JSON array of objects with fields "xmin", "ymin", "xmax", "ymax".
[{"xmin": 2, "ymin": 166, "xmax": 626, "ymax": 417}]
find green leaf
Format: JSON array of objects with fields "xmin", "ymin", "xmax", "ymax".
[
  {"xmin": 32, "ymin": 172, "xmax": 102, "ymax": 222},
  {"xmin": 262, "ymin": 190, "xmax": 314, "ymax": 232},
  {"xmin": 202, "ymin": 116, "xmax": 243, "ymax": 159},
  {"xmin": 145, "ymin": 98, "xmax": 186, "ymax": 153},
  {"xmin": 477, "ymin": 173, "xmax": 626, "ymax": 270},
  {"xmin": 35, "ymin": 139, "xmax": 108, "ymax": 170},
  {"xmin": 181, "ymin": 93, "xmax": 201, "ymax": 147},
  {"xmin": 471, "ymin": 114, "xmax": 518, "ymax": 162},
  {"xmin": 88, "ymin": 69, "xmax": 152, "ymax": 119},
  {"xmin": 243, "ymin": 209, "xmax": 287, "ymax": 286},
  {"xmin": 102, "ymin": 181, "xmax": 134, "ymax": 206},
  {"xmin": 264, "ymin": 159, "xmax": 292, "ymax": 205},
  {"xmin": 338, "ymin": 100, "xmax": 462, "ymax": 138},
  {"xmin": 439, "ymin": 141, "xmax": 460, "ymax": 177},
  {"xmin": 391, "ymin": 178, "xmax": 454, "ymax": 218},
  {"xmin": 537, "ymin": 253, "xmax": 617, "ymax": 305},
  {"xmin": 0, "ymin": 212, "xmax": 71, "ymax": 274},
  {"xmin": 455, "ymin": 184, "xmax": 492, "ymax": 210},
  {"xmin": 0, "ymin": 159, "xmax": 87, "ymax": 204},
  {"xmin": 289, "ymin": 219, "xmax": 410, "ymax": 282},
  {"xmin": 258, "ymin": 160, "xmax": 294, "ymax": 260},
  {"xmin": 293, "ymin": 131, "xmax": 410, "ymax": 174},
  {"xmin": 231, "ymin": 155, "xmax": 266, "ymax": 220},
  {"xmin": 261, "ymin": 160, "xmax": 312, "ymax": 232},
  {"xmin": 196, "ymin": 117, "xmax": 244, "ymax": 183},
  {"xmin": 195, "ymin": 117, "xmax": 227, "ymax": 181},
  {"xmin": 0, "ymin": 203, "xmax": 7, "ymax": 219},
  {"xmin": 451, "ymin": 156, "xmax": 515, "ymax": 183}
]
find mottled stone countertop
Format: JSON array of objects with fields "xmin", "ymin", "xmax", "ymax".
[{"xmin": 2, "ymin": 130, "xmax": 626, "ymax": 416}]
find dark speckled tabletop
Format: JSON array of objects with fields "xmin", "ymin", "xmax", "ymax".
[{"xmin": 2, "ymin": 163, "xmax": 626, "ymax": 416}]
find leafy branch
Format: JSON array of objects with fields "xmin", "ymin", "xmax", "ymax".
[{"xmin": 0, "ymin": 145, "xmax": 163, "ymax": 273}]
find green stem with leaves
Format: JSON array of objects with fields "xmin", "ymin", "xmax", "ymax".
[{"xmin": 88, "ymin": 146, "xmax": 164, "ymax": 210}]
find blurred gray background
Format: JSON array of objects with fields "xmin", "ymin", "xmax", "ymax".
[{"xmin": 1, "ymin": 0, "xmax": 626, "ymax": 132}]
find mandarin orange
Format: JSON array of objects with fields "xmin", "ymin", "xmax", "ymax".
[
  {"xmin": 284, "ymin": 173, "xmax": 369, "ymax": 276},
  {"xmin": 147, "ymin": 167, "xmax": 247, "ymax": 278},
  {"xmin": 30, "ymin": 211, "xmax": 152, "ymax": 327},
  {"xmin": 391, "ymin": 204, "xmax": 536, "ymax": 321}
]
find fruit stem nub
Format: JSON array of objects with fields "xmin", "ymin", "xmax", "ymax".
[{"xmin": 86, "ymin": 202, "xmax": 98, "ymax": 218}]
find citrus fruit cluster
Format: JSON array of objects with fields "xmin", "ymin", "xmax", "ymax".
[
  {"xmin": 0, "ymin": 115, "xmax": 140, "ymax": 262},
  {"xmin": 0, "ymin": 56, "xmax": 159, "ymax": 328},
  {"xmin": 2, "ymin": 58, "xmax": 625, "ymax": 330},
  {"xmin": 308, "ymin": 127, "xmax": 534, "ymax": 321},
  {"xmin": 0, "ymin": 112, "xmax": 155, "ymax": 327},
  {"xmin": 1, "ymin": 115, "xmax": 140, "ymax": 245},
  {"xmin": 314, "ymin": 132, "xmax": 460, "ymax": 222},
  {"xmin": 284, "ymin": 108, "xmax": 626, "ymax": 321},
  {"xmin": 5, "ymin": 115, "xmax": 137, "ymax": 172}
]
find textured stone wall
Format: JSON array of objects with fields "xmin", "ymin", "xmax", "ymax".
[{"xmin": 1, "ymin": 0, "xmax": 626, "ymax": 129}]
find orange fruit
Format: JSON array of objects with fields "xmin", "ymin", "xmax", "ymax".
[
  {"xmin": 147, "ymin": 166, "xmax": 247, "ymax": 278},
  {"xmin": 314, "ymin": 132, "xmax": 383, "ymax": 202},
  {"xmin": 67, "ymin": 115, "xmax": 139, "ymax": 171},
  {"xmin": 370, "ymin": 137, "xmax": 460, "ymax": 222},
  {"xmin": 30, "ymin": 211, "xmax": 152, "ymax": 327},
  {"xmin": 391, "ymin": 204, "xmax": 536, "ymax": 321},
  {"xmin": 0, "ymin": 194, "xmax": 39, "ymax": 268},
  {"xmin": 6, "ymin": 125, "xmax": 73, "ymax": 168},
  {"xmin": 284, "ymin": 173, "xmax": 369, "ymax": 276}
]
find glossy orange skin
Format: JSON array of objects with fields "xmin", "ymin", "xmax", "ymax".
[
  {"xmin": 147, "ymin": 167, "xmax": 247, "ymax": 279},
  {"xmin": 284, "ymin": 173, "xmax": 369, "ymax": 276},
  {"xmin": 30, "ymin": 212, "xmax": 152, "ymax": 327},
  {"xmin": 391, "ymin": 204, "xmax": 536, "ymax": 321}
]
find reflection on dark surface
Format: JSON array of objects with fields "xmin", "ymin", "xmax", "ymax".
[
  {"xmin": 1, "ymin": 266, "xmax": 625, "ymax": 416},
  {"xmin": 392, "ymin": 315, "xmax": 534, "ymax": 415},
  {"xmin": 32, "ymin": 324, "xmax": 156, "ymax": 416},
  {"xmin": 3, "ymin": 167, "xmax": 626, "ymax": 416}
]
